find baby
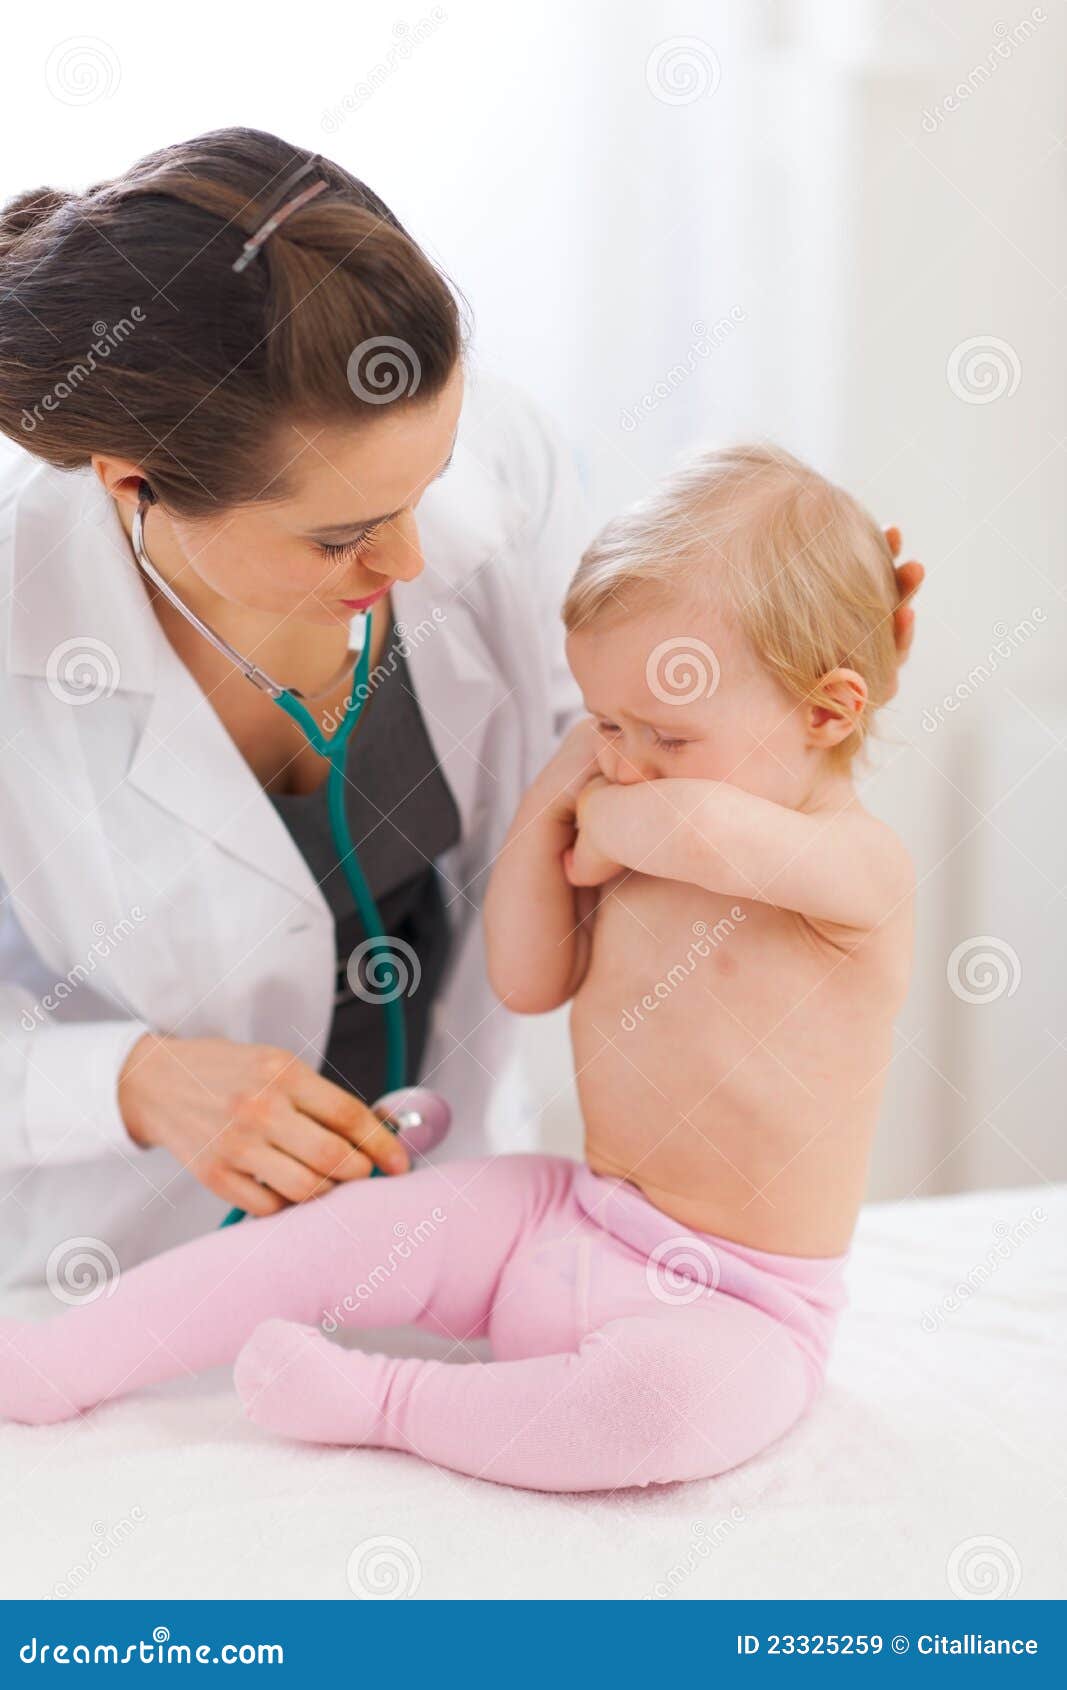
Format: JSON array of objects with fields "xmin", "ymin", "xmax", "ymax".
[{"xmin": 0, "ymin": 445, "xmax": 913, "ymax": 1495}]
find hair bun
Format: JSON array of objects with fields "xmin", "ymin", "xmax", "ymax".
[{"xmin": 0, "ymin": 186, "xmax": 75, "ymax": 254}]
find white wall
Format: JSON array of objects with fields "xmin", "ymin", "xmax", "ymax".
[{"xmin": 2, "ymin": 0, "xmax": 1062, "ymax": 1198}]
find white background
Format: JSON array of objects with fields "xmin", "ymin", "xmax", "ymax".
[{"xmin": 1, "ymin": 0, "xmax": 1063, "ymax": 1200}]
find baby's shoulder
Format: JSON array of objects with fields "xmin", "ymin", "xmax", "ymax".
[
  {"xmin": 801, "ymin": 799, "xmax": 914, "ymax": 967},
  {"xmin": 840, "ymin": 800, "xmax": 915, "ymax": 908}
]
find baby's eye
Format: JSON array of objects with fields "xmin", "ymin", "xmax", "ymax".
[{"xmin": 653, "ymin": 733, "xmax": 688, "ymax": 752}]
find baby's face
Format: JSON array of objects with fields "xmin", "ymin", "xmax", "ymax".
[{"xmin": 566, "ymin": 597, "xmax": 816, "ymax": 807}]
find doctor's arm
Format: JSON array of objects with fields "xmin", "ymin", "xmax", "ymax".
[
  {"xmin": 0, "ymin": 980, "xmax": 409, "ymax": 1210},
  {"xmin": 0, "ymin": 884, "xmax": 410, "ymax": 1208},
  {"xmin": 0, "ymin": 977, "xmax": 153, "ymax": 1174}
]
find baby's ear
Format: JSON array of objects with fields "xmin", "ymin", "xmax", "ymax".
[{"xmin": 805, "ymin": 668, "xmax": 867, "ymax": 750}]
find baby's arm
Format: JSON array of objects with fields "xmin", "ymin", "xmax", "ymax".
[
  {"xmin": 483, "ymin": 721, "xmax": 603, "ymax": 1012},
  {"xmin": 573, "ymin": 778, "xmax": 912, "ymax": 930}
]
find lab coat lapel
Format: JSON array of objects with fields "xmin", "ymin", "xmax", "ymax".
[
  {"xmin": 123, "ymin": 633, "xmax": 326, "ymax": 909},
  {"xmin": 8, "ymin": 462, "xmax": 325, "ymax": 910}
]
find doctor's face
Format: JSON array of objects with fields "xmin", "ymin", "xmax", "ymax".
[{"xmin": 115, "ymin": 362, "xmax": 465, "ymax": 629}]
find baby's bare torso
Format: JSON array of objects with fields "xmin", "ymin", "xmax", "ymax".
[{"xmin": 573, "ymin": 872, "xmax": 912, "ymax": 1256}]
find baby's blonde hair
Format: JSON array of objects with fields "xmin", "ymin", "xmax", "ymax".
[{"xmin": 562, "ymin": 443, "xmax": 900, "ymax": 763}]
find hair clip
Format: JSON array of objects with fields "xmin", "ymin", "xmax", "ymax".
[{"xmin": 231, "ymin": 174, "xmax": 328, "ymax": 274}]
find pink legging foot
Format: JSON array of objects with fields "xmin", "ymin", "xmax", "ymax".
[
  {"xmin": 235, "ymin": 1319, "xmax": 383, "ymax": 1446},
  {"xmin": 233, "ymin": 1305, "xmax": 811, "ymax": 1493}
]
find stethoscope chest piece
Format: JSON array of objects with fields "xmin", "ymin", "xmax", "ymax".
[{"xmin": 374, "ymin": 1087, "xmax": 453, "ymax": 1157}]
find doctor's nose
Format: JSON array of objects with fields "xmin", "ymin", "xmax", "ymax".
[{"xmin": 368, "ymin": 509, "xmax": 425, "ymax": 584}]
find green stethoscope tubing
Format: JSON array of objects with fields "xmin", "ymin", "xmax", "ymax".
[{"xmin": 219, "ymin": 615, "xmax": 407, "ymax": 1228}]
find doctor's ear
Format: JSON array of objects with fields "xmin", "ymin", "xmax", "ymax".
[
  {"xmin": 804, "ymin": 668, "xmax": 868, "ymax": 751},
  {"xmin": 89, "ymin": 453, "xmax": 160, "ymax": 512}
]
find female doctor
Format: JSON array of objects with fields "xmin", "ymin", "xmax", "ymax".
[{"xmin": 0, "ymin": 129, "xmax": 921, "ymax": 1287}]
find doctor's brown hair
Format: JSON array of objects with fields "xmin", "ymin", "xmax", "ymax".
[{"xmin": 0, "ymin": 127, "xmax": 463, "ymax": 515}]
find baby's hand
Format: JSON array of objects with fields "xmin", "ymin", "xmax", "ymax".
[
  {"xmin": 565, "ymin": 776, "xmax": 624, "ymax": 886},
  {"xmin": 563, "ymin": 838, "xmax": 621, "ymax": 887},
  {"xmin": 534, "ymin": 718, "xmax": 604, "ymax": 825}
]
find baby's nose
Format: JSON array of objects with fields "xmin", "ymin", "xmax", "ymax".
[{"xmin": 603, "ymin": 747, "xmax": 653, "ymax": 785}]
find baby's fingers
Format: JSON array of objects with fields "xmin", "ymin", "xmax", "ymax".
[{"xmin": 565, "ymin": 839, "xmax": 619, "ymax": 888}]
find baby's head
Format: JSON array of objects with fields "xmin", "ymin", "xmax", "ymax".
[{"xmin": 562, "ymin": 444, "xmax": 900, "ymax": 806}]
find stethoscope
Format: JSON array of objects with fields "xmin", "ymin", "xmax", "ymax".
[{"xmin": 130, "ymin": 484, "xmax": 451, "ymax": 1227}]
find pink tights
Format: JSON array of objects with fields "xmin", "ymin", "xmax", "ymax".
[{"xmin": 0, "ymin": 1155, "xmax": 848, "ymax": 1493}]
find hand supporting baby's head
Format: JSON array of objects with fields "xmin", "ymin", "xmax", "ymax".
[{"xmin": 562, "ymin": 443, "xmax": 900, "ymax": 809}]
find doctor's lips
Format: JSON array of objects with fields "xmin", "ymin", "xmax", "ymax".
[{"xmin": 338, "ymin": 584, "xmax": 391, "ymax": 611}]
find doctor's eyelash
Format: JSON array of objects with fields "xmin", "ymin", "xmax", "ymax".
[
  {"xmin": 317, "ymin": 531, "xmax": 376, "ymax": 561},
  {"xmin": 315, "ymin": 450, "xmax": 454, "ymax": 563}
]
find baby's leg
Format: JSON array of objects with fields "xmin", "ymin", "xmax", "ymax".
[
  {"xmin": 236, "ymin": 1264, "xmax": 816, "ymax": 1491},
  {"xmin": 0, "ymin": 1154, "xmax": 560, "ymax": 1425}
]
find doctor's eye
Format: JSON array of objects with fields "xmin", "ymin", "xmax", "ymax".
[{"xmin": 317, "ymin": 523, "xmax": 384, "ymax": 562}]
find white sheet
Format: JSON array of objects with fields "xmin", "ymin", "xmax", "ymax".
[{"xmin": 2, "ymin": 1182, "xmax": 1063, "ymax": 1600}]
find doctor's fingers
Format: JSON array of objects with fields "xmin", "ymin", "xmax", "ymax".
[
  {"xmin": 228, "ymin": 1138, "xmax": 340, "ymax": 1207},
  {"xmin": 266, "ymin": 1109, "xmax": 379, "ymax": 1185},
  {"xmin": 289, "ymin": 1069, "xmax": 411, "ymax": 1177},
  {"xmin": 210, "ymin": 1167, "xmax": 290, "ymax": 1220}
]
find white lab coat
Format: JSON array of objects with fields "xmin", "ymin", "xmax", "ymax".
[{"xmin": 0, "ymin": 368, "xmax": 591, "ymax": 1287}]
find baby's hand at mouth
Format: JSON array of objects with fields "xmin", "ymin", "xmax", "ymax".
[{"xmin": 565, "ymin": 776, "xmax": 623, "ymax": 886}]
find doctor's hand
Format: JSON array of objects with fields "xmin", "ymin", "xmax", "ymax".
[
  {"xmin": 885, "ymin": 526, "xmax": 924, "ymax": 700},
  {"xmin": 118, "ymin": 1034, "xmax": 410, "ymax": 1216}
]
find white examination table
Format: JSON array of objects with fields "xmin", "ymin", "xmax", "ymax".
[{"xmin": 2, "ymin": 1181, "xmax": 1063, "ymax": 1600}]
